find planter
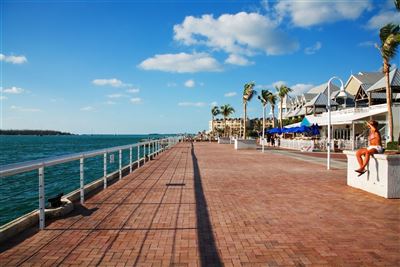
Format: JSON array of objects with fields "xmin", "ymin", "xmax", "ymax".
[
  {"xmin": 218, "ymin": 137, "xmax": 231, "ymax": 144},
  {"xmin": 343, "ymin": 150, "xmax": 400, "ymax": 198},
  {"xmin": 234, "ymin": 139, "xmax": 257, "ymax": 150}
]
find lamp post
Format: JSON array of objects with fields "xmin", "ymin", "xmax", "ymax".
[
  {"xmin": 258, "ymin": 95, "xmax": 267, "ymax": 153},
  {"xmin": 327, "ymin": 76, "xmax": 346, "ymax": 170}
]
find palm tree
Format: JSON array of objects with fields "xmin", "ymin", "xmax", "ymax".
[
  {"xmin": 220, "ymin": 104, "xmax": 235, "ymax": 137},
  {"xmin": 211, "ymin": 106, "xmax": 220, "ymax": 138},
  {"xmin": 376, "ymin": 23, "xmax": 400, "ymax": 142},
  {"xmin": 276, "ymin": 85, "xmax": 292, "ymax": 128},
  {"xmin": 242, "ymin": 82, "xmax": 256, "ymax": 139},
  {"xmin": 258, "ymin": 89, "xmax": 271, "ymax": 138},
  {"xmin": 266, "ymin": 93, "xmax": 277, "ymax": 128}
]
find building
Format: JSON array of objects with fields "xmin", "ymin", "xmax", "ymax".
[{"xmin": 209, "ymin": 117, "xmax": 274, "ymax": 137}]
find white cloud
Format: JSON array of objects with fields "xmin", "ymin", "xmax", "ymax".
[
  {"xmin": 367, "ymin": 10, "xmax": 400, "ymax": 30},
  {"xmin": 210, "ymin": 101, "xmax": 218, "ymax": 106},
  {"xmin": 224, "ymin": 92, "xmax": 237, "ymax": 97},
  {"xmin": 178, "ymin": 102, "xmax": 206, "ymax": 107},
  {"xmin": 225, "ymin": 54, "xmax": 254, "ymax": 66},
  {"xmin": 130, "ymin": 97, "xmax": 142, "ymax": 104},
  {"xmin": 184, "ymin": 79, "xmax": 195, "ymax": 88},
  {"xmin": 105, "ymin": 100, "xmax": 116, "ymax": 105},
  {"xmin": 11, "ymin": 105, "xmax": 41, "ymax": 112},
  {"xmin": 92, "ymin": 78, "xmax": 131, "ymax": 88},
  {"xmin": 107, "ymin": 94, "xmax": 125, "ymax": 98},
  {"xmin": 272, "ymin": 80, "xmax": 287, "ymax": 88},
  {"xmin": 173, "ymin": 12, "xmax": 299, "ymax": 56},
  {"xmin": 1, "ymin": 86, "xmax": 25, "ymax": 94},
  {"xmin": 291, "ymin": 83, "xmax": 314, "ymax": 95},
  {"xmin": 126, "ymin": 88, "xmax": 140, "ymax": 93},
  {"xmin": 358, "ymin": 41, "xmax": 375, "ymax": 47},
  {"xmin": 80, "ymin": 106, "xmax": 94, "ymax": 111},
  {"xmin": 304, "ymin": 42, "xmax": 322, "ymax": 55},
  {"xmin": 138, "ymin": 52, "xmax": 221, "ymax": 73},
  {"xmin": 275, "ymin": 0, "xmax": 372, "ymax": 28},
  {"xmin": 0, "ymin": 96, "xmax": 8, "ymax": 101},
  {"xmin": 0, "ymin": 53, "xmax": 27, "ymax": 64}
]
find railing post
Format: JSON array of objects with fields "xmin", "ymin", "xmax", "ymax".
[
  {"xmin": 129, "ymin": 146, "xmax": 132, "ymax": 173},
  {"xmin": 119, "ymin": 149, "xmax": 122, "ymax": 180},
  {"xmin": 103, "ymin": 152, "xmax": 107, "ymax": 189},
  {"xmin": 137, "ymin": 145, "xmax": 140, "ymax": 167},
  {"xmin": 80, "ymin": 157, "xmax": 84, "ymax": 205},
  {"xmin": 38, "ymin": 166, "xmax": 45, "ymax": 230}
]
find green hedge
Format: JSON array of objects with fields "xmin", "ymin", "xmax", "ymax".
[{"xmin": 386, "ymin": 141, "xmax": 399, "ymax": 151}]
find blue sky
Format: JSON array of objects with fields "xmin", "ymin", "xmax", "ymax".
[{"xmin": 1, "ymin": 0, "xmax": 399, "ymax": 134}]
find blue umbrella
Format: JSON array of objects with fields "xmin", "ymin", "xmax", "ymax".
[{"xmin": 311, "ymin": 124, "xmax": 320, "ymax": 135}]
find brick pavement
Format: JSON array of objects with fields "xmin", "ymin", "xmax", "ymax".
[{"xmin": 0, "ymin": 142, "xmax": 399, "ymax": 266}]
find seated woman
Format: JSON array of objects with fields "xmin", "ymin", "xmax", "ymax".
[{"xmin": 355, "ymin": 120, "xmax": 384, "ymax": 176}]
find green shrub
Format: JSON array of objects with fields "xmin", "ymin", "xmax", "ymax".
[{"xmin": 386, "ymin": 141, "xmax": 399, "ymax": 151}]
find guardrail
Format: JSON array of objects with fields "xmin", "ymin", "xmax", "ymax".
[{"xmin": 0, "ymin": 136, "xmax": 182, "ymax": 230}]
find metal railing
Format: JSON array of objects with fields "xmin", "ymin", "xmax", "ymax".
[{"xmin": 0, "ymin": 136, "xmax": 182, "ymax": 230}]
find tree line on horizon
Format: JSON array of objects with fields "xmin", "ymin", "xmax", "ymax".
[{"xmin": 0, "ymin": 129, "xmax": 73, "ymax": 136}]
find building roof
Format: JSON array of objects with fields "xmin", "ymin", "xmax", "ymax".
[
  {"xmin": 354, "ymin": 72, "xmax": 384, "ymax": 85},
  {"xmin": 331, "ymin": 90, "xmax": 354, "ymax": 99},
  {"xmin": 367, "ymin": 68, "xmax": 400, "ymax": 93},
  {"xmin": 305, "ymin": 93, "xmax": 339, "ymax": 107},
  {"xmin": 307, "ymin": 82, "xmax": 339, "ymax": 95}
]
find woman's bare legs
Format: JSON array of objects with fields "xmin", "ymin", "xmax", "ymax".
[{"xmin": 355, "ymin": 148, "xmax": 378, "ymax": 174}]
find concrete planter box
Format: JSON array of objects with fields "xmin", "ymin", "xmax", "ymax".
[
  {"xmin": 218, "ymin": 137, "xmax": 231, "ymax": 144},
  {"xmin": 234, "ymin": 139, "xmax": 257, "ymax": 150},
  {"xmin": 343, "ymin": 151, "xmax": 400, "ymax": 198}
]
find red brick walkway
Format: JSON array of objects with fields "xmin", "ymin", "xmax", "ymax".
[{"xmin": 0, "ymin": 142, "xmax": 399, "ymax": 266}]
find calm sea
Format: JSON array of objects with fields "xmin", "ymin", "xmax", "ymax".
[{"xmin": 0, "ymin": 134, "xmax": 171, "ymax": 226}]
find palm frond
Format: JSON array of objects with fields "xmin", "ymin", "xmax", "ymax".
[
  {"xmin": 242, "ymin": 82, "xmax": 256, "ymax": 102},
  {"xmin": 211, "ymin": 106, "xmax": 220, "ymax": 116}
]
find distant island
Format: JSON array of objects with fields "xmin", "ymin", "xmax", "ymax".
[{"xmin": 0, "ymin": 130, "xmax": 74, "ymax": 136}]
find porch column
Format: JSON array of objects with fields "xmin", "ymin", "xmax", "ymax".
[{"xmin": 352, "ymin": 121, "xmax": 355, "ymax": 150}]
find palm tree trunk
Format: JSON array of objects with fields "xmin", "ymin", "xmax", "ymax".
[
  {"xmin": 384, "ymin": 60, "xmax": 394, "ymax": 142},
  {"xmin": 243, "ymin": 103, "xmax": 247, "ymax": 139},
  {"xmin": 272, "ymin": 105, "xmax": 275, "ymax": 128},
  {"xmin": 211, "ymin": 115, "xmax": 214, "ymax": 139}
]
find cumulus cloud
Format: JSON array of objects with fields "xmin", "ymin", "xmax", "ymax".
[
  {"xmin": 184, "ymin": 79, "xmax": 196, "ymax": 88},
  {"xmin": 138, "ymin": 52, "xmax": 221, "ymax": 73},
  {"xmin": 0, "ymin": 96, "xmax": 8, "ymax": 101},
  {"xmin": 304, "ymin": 42, "xmax": 322, "ymax": 55},
  {"xmin": 11, "ymin": 105, "xmax": 41, "ymax": 112},
  {"xmin": 130, "ymin": 97, "xmax": 142, "ymax": 104},
  {"xmin": 210, "ymin": 101, "xmax": 218, "ymax": 106},
  {"xmin": 274, "ymin": 0, "xmax": 372, "ymax": 27},
  {"xmin": 225, "ymin": 54, "xmax": 254, "ymax": 66},
  {"xmin": 367, "ymin": 10, "xmax": 400, "ymax": 30},
  {"xmin": 0, "ymin": 53, "xmax": 27, "ymax": 64},
  {"xmin": 358, "ymin": 41, "xmax": 375, "ymax": 47},
  {"xmin": 173, "ymin": 12, "xmax": 299, "ymax": 56},
  {"xmin": 291, "ymin": 83, "xmax": 314, "ymax": 95},
  {"xmin": 107, "ymin": 94, "xmax": 125, "ymax": 98},
  {"xmin": 92, "ymin": 78, "xmax": 131, "ymax": 88},
  {"xmin": 178, "ymin": 102, "xmax": 206, "ymax": 107},
  {"xmin": 224, "ymin": 92, "xmax": 237, "ymax": 97},
  {"xmin": 80, "ymin": 106, "xmax": 94, "ymax": 111},
  {"xmin": 126, "ymin": 88, "xmax": 140, "ymax": 93},
  {"xmin": 1, "ymin": 86, "xmax": 25, "ymax": 94},
  {"xmin": 105, "ymin": 100, "xmax": 116, "ymax": 105}
]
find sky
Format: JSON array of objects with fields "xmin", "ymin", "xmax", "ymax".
[{"xmin": 1, "ymin": 0, "xmax": 399, "ymax": 134}]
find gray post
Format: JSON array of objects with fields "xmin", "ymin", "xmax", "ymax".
[
  {"xmin": 129, "ymin": 146, "xmax": 132, "ymax": 173},
  {"xmin": 119, "ymin": 149, "xmax": 122, "ymax": 180},
  {"xmin": 103, "ymin": 152, "xmax": 107, "ymax": 188},
  {"xmin": 137, "ymin": 145, "xmax": 140, "ymax": 167},
  {"xmin": 80, "ymin": 157, "xmax": 84, "ymax": 204},
  {"xmin": 38, "ymin": 167, "xmax": 45, "ymax": 230}
]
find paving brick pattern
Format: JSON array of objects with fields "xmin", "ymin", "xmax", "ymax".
[{"xmin": 0, "ymin": 142, "xmax": 399, "ymax": 266}]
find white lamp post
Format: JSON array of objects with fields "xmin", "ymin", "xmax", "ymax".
[
  {"xmin": 258, "ymin": 95, "xmax": 267, "ymax": 153},
  {"xmin": 327, "ymin": 76, "xmax": 346, "ymax": 170}
]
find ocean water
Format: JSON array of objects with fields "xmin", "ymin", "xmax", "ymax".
[{"xmin": 0, "ymin": 134, "xmax": 171, "ymax": 226}]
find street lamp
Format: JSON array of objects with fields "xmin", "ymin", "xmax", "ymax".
[
  {"xmin": 258, "ymin": 95, "xmax": 267, "ymax": 153},
  {"xmin": 327, "ymin": 76, "xmax": 346, "ymax": 170}
]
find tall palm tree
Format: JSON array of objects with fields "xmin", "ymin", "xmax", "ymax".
[
  {"xmin": 220, "ymin": 104, "xmax": 235, "ymax": 137},
  {"xmin": 258, "ymin": 89, "xmax": 271, "ymax": 135},
  {"xmin": 266, "ymin": 93, "xmax": 277, "ymax": 128},
  {"xmin": 211, "ymin": 106, "xmax": 220, "ymax": 138},
  {"xmin": 276, "ymin": 85, "xmax": 292, "ymax": 128},
  {"xmin": 376, "ymin": 23, "xmax": 400, "ymax": 142},
  {"xmin": 242, "ymin": 82, "xmax": 256, "ymax": 139}
]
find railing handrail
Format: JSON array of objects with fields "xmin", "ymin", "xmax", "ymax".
[{"xmin": 0, "ymin": 137, "xmax": 174, "ymax": 178}]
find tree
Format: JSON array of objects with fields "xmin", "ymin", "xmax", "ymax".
[
  {"xmin": 211, "ymin": 106, "xmax": 220, "ymax": 138},
  {"xmin": 242, "ymin": 82, "xmax": 256, "ymax": 139},
  {"xmin": 220, "ymin": 104, "xmax": 235, "ymax": 137},
  {"xmin": 266, "ymin": 92, "xmax": 277, "ymax": 128},
  {"xmin": 376, "ymin": 23, "xmax": 400, "ymax": 142},
  {"xmin": 276, "ymin": 85, "xmax": 292, "ymax": 128},
  {"xmin": 258, "ymin": 89, "xmax": 272, "ymax": 137}
]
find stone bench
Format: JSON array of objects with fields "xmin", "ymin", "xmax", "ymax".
[
  {"xmin": 234, "ymin": 139, "xmax": 257, "ymax": 150},
  {"xmin": 218, "ymin": 137, "xmax": 231, "ymax": 144},
  {"xmin": 343, "ymin": 150, "xmax": 400, "ymax": 198}
]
